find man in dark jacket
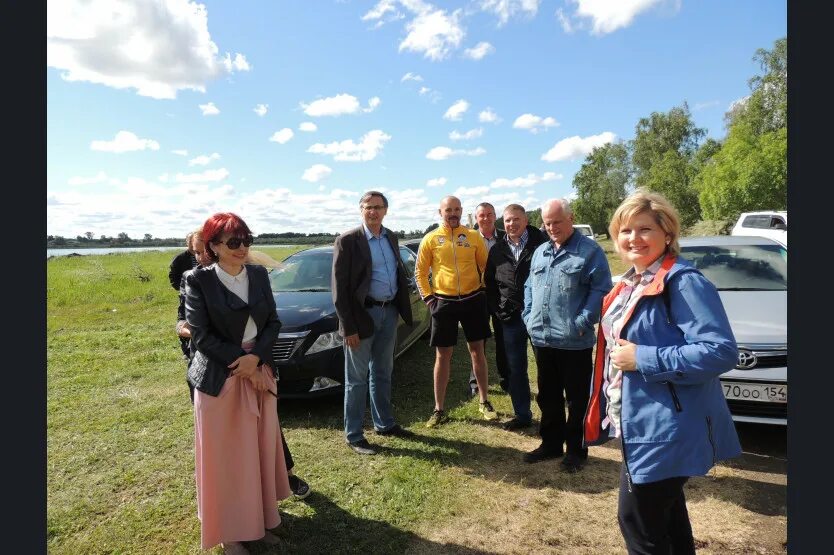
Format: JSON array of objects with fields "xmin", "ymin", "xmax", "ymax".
[
  {"xmin": 485, "ymin": 204, "xmax": 547, "ymax": 430},
  {"xmin": 332, "ymin": 191, "xmax": 415, "ymax": 455},
  {"xmin": 168, "ymin": 230, "xmax": 199, "ymax": 290}
]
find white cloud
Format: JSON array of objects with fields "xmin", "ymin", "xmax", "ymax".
[
  {"xmin": 171, "ymin": 149, "xmax": 188, "ymax": 156},
  {"xmin": 443, "ymin": 99, "xmax": 470, "ymax": 121},
  {"xmin": 68, "ymin": 171, "xmax": 109, "ymax": 186},
  {"xmin": 364, "ymin": 96, "xmax": 382, "ymax": 112},
  {"xmin": 253, "ymin": 103, "xmax": 268, "ymax": 116},
  {"xmin": 449, "ymin": 128, "xmax": 484, "ymax": 141},
  {"xmin": 556, "ymin": 8, "xmax": 574, "ymax": 33},
  {"xmin": 401, "ymin": 72, "xmax": 424, "ymax": 82},
  {"xmin": 362, "ymin": 0, "xmax": 401, "ymax": 22},
  {"xmin": 453, "ymin": 185, "xmax": 490, "ymax": 197},
  {"xmin": 480, "ymin": 0, "xmax": 541, "ymax": 26},
  {"xmin": 299, "ymin": 122, "xmax": 318, "ymax": 132},
  {"xmin": 541, "ymin": 131, "xmax": 616, "ymax": 162},
  {"xmin": 307, "ymin": 130, "xmax": 392, "ymax": 162},
  {"xmin": 174, "ymin": 168, "xmax": 230, "ymax": 183},
  {"xmin": 399, "ymin": 8, "xmax": 465, "ymax": 61},
  {"xmin": 479, "ymin": 108, "xmax": 501, "ymax": 123},
  {"xmin": 199, "ymin": 102, "xmax": 220, "ymax": 116},
  {"xmin": 426, "ymin": 146, "xmax": 486, "ymax": 160},
  {"xmin": 269, "ymin": 128, "xmax": 294, "ymax": 144},
  {"xmin": 693, "ymin": 100, "xmax": 720, "ymax": 111},
  {"xmin": 513, "ymin": 113, "xmax": 560, "ymax": 133},
  {"xmin": 302, "ymin": 164, "xmax": 333, "ymax": 183},
  {"xmin": 427, "ymin": 177, "xmax": 448, "ymax": 187},
  {"xmin": 90, "ymin": 131, "xmax": 160, "ymax": 153},
  {"xmin": 222, "ymin": 52, "xmax": 251, "ymax": 72},
  {"xmin": 47, "ymin": 0, "xmax": 250, "ymax": 99},
  {"xmin": 418, "ymin": 86, "xmax": 442, "ymax": 103},
  {"xmin": 563, "ymin": 0, "xmax": 667, "ymax": 35},
  {"xmin": 188, "ymin": 152, "xmax": 220, "ymax": 166},
  {"xmin": 301, "ymin": 94, "xmax": 380, "ymax": 116},
  {"xmin": 463, "ymin": 41, "xmax": 495, "ymax": 60},
  {"xmin": 489, "ymin": 171, "xmax": 561, "ymax": 188}
]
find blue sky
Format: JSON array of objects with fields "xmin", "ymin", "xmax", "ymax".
[{"xmin": 47, "ymin": 0, "xmax": 786, "ymax": 239}]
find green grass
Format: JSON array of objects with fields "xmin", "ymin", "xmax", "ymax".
[{"xmin": 47, "ymin": 247, "xmax": 785, "ymax": 554}]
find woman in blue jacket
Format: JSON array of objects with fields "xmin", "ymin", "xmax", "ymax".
[{"xmin": 584, "ymin": 190, "xmax": 741, "ymax": 554}]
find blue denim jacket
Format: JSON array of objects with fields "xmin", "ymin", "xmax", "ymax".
[{"xmin": 522, "ymin": 231, "xmax": 612, "ymax": 350}]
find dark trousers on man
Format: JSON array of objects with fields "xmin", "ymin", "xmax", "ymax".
[
  {"xmin": 531, "ymin": 345, "xmax": 592, "ymax": 458},
  {"xmin": 470, "ymin": 311, "xmax": 509, "ymax": 393},
  {"xmin": 617, "ymin": 465, "xmax": 695, "ymax": 555}
]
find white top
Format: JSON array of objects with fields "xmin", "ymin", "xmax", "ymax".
[{"xmin": 213, "ymin": 263, "xmax": 258, "ymax": 344}]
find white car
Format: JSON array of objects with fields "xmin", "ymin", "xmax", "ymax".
[
  {"xmin": 679, "ymin": 236, "xmax": 787, "ymax": 425},
  {"xmin": 573, "ymin": 224, "xmax": 596, "ymax": 241},
  {"xmin": 731, "ymin": 210, "xmax": 787, "ymax": 247}
]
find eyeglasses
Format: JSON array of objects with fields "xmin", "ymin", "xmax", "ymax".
[
  {"xmin": 215, "ymin": 235, "xmax": 254, "ymax": 249},
  {"xmin": 362, "ymin": 204, "xmax": 386, "ymax": 212}
]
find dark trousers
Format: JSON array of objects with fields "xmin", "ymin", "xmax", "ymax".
[
  {"xmin": 532, "ymin": 345, "xmax": 592, "ymax": 457},
  {"xmin": 618, "ymin": 465, "xmax": 695, "ymax": 555},
  {"xmin": 470, "ymin": 311, "xmax": 509, "ymax": 390}
]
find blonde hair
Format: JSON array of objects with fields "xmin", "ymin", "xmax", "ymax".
[
  {"xmin": 608, "ymin": 189, "xmax": 681, "ymax": 257},
  {"xmin": 245, "ymin": 250, "xmax": 284, "ymax": 269}
]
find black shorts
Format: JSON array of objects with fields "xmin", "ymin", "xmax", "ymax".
[{"xmin": 429, "ymin": 291, "xmax": 492, "ymax": 347}]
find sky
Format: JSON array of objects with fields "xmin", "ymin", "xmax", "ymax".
[{"xmin": 46, "ymin": 0, "xmax": 787, "ymax": 239}]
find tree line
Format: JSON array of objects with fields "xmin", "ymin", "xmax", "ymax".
[{"xmin": 569, "ymin": 37, "xmax": 786, "ymax": 238}]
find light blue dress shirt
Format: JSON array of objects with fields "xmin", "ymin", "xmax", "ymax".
[{"xmin": 364, "ymin": 224, "xmax": 398, "ymax": 302}]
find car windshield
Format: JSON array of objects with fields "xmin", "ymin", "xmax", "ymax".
[
  {"xmin": 575, "ymin": 227, "xmax": 592, "ymax": 236},
  {"xmin": 269, "ymin": 250, "xmax": 333, "ymax": 292},
  {"xmin": 680, "ymin": 244, "xmax": 787, "ymax": 291}
]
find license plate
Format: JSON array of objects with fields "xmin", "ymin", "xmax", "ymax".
[{"xmin": 722, "ymin": 381, "xmax": 787, "ymax": 403}]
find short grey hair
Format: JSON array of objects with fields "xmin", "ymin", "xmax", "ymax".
[
  {"xmin": 360, "ymin": 190, "xmax": 388, "ymax": 208},
  {"xmin": 541, "ymin": 198, "xmax": 573, "ymax": 217}
]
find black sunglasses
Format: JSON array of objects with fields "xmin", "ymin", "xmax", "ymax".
[{"xmin": 215, "ymin": 235, "xmax": 254, "ymax": 249}]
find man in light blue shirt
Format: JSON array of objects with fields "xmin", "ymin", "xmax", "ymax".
[{"xmin": 332, "ymin": 191, "xmax": 415, "ymax": 455}]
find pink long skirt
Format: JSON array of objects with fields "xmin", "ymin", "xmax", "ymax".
[{"xmin": 193, "ymin": 367, "xmax": 291, "ymax": 549}]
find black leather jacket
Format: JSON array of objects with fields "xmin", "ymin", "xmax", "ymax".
[
  {"xmin": 184, "ymin": 264, "xmax": 282, "ymax": 396},
  {"xmin": 484, "ymin": 225, "xmax": 548, "ymax": 321}
]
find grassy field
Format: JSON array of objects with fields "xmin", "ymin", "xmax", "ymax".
[{"xmin": 47, "ymin": 244, "xmax": 786, "ymax": 554}]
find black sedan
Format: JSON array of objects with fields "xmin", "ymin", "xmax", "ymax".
[{"xmin": 268, "ymin": 245, "xmax": 430, "ymax": 398}]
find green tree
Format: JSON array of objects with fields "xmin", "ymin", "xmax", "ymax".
[
  {"xmin": 424, "ymin": 222, "xmax": 439, "ymax": 234},
  {"xmin": 527, "ymin": 208, "xmax": 542, "ymax": 228},
  {"xmin": 698, "ymin": 38, "xmax": 787, "ymax": 220},
  {"xmin": 571, "ymin": 142, "xmax": 631, "ymax": 238},
  {"xmin": 632, "ymin": 103, "xmax": 706, "ymax": 227}
]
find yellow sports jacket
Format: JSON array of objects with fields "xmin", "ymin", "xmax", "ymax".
[{"xmin": 415, "ymin": 225, "xmax": 488, "ymax": 298}]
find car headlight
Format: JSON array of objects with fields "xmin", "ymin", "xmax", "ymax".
[{"xmin": 305, "ymin": 331, "xmax": 344, "ymax": 355}]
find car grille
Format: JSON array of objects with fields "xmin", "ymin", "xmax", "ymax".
[
  {"xmin": 726, "ymin": 399, "xmax": 787, "ymax": 419},
  {"xmin": 736, "ymin": 344, "xmax": 787, "ymax": 369},
  {"xmin": 271, "ymin": 337, "xmax": 305, "ymax": 362}
]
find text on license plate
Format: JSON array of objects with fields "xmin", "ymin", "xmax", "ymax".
[{"xmin": 722, "ymin": 382, "xmax": 787, "ymax": 403}]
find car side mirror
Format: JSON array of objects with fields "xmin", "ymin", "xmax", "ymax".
[{"xmin": 773, "ymin": 222, "xmax": 786, "ymax": 231}]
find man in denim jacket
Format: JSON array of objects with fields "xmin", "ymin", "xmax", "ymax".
[{"xmin": 522, "ymin": 198, "xmax": 612, "ymax": 472}]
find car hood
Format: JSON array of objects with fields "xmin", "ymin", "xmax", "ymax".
[
  {"xmin": 717, "ymin": 290, "xmax": 786, "ymax": 345},
  {"xmin": 273, "ymin": 291, "xmax": 336, "ymax": 329}
]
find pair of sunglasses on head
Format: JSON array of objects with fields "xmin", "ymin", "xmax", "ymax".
[{"xmin": 214, "ymin": 235, "xmax": 254, "ymax": 250}]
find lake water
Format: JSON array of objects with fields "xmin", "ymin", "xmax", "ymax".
[{"xmin": 47, "ymin": 245, "xmax": 303, "ymax": 258}]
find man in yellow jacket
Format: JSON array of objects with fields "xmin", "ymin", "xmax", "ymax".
[{"xmin": 415, "ymin": 195, "xmax": 498, "ymax": 427}]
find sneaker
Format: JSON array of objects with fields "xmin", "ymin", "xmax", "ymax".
[
  {"xmin": 560, "ymin": 454, "xmax": 587, "ymax": 473},
  {"xmin": 288, "ymin": 474, "xmax": 311, "ymax": 499},
  {"xmin": 479, "ymin": 400, "xmax": 498, "ymax": 421},
  {"xmin": 523, "ymin": 444, "xmax": 564, "ymax": 464},
  {"xmin": 347, "ymin": 438, "xmax": 377, "ymax": 455},
  {"xmin": 375, "ymin": 424, "xmax": 416, "ymax": 438},
  {"xmin": 425, "ymin": 409, "xmax": 449, "ymax": 428},
  {"xmin": 502, "ymin": 417, "xmax": 532, "ymax": 431}
]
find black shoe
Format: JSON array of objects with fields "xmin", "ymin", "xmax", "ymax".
[
  {"xmin": 375, "ymin": 424, "xmax": 416, "ymax": 438},
  {"xmin": 502, "ymin": 417, "xmax": 532, "ymax": 431},
  {"xmin": 288, "ymin": 475, "xmax": 311, "ymax": 499},
  {"xmin": 347, "ymin": 438, "xmax": 377, "ymax": 455},
  {"xmin": 499, "ymin": 379, "xmax": 510, "ymax": 393},
  {"xmin": 560, "ymin": 454, "xmax": 587, "ymax": 473},
  {"xmin": 523, "ymin": 444, "xmax": 564, "ymax": 464},
  {"xmin": 467, "ymin": 384, "xmax": 478, "ymax": 398}
]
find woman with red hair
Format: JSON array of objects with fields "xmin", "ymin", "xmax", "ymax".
[{"xmin": 184, "ymin": 212, "xmax": 290, "ymax": 554}]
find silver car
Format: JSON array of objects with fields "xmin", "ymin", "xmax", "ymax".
[{"xmin": 678, "ymin": 236, "xmax": 787, "ymax": 425}]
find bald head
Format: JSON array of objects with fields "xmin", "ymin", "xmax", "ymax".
[{"xmin": 439, "ymin": 196, "xmax": 463, "ymax": 229}]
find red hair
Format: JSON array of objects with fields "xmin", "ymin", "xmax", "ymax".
[{"xmin": 201, "ymin": 212, "xmax": 253, "ymax": 261}]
